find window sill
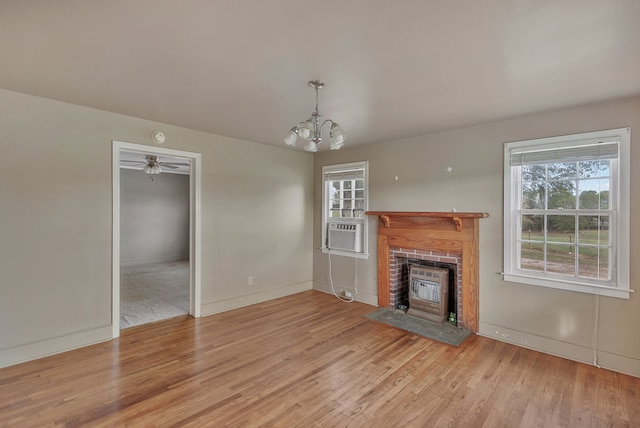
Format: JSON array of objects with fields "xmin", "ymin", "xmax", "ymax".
[
  {"xmin": 503, "ymin": 273, "xmax": 632, "ymax": 299},
  {"xmin": 321, "ymin": 248, "xmax": 369, "ymax": 260}
]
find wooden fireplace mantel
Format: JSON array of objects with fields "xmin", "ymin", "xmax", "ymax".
[{"xmin": 366, "ymin": 211, "xmax": 489, "ymax": 332}]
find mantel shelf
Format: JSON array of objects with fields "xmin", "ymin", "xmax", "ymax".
[
  {"xmin": 365, "ymin": 211, "xmax": 489, "ymax": 219},
  {"xmin": 366, "ymin": 211, "xmax": 489, "ymax": 232}
]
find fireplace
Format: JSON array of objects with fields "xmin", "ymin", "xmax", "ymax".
[{"xmin": 366, "ymin": 211, "xmax": 489, "ymax": 332}]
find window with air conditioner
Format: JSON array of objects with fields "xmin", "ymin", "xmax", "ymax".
[
  {"xmin": 503, "ymin": 128, "xmax": 631, "ymax": 299},
  {"xmin": 322, "ymin": 161, "xmax": 369, "ymax": 258}
]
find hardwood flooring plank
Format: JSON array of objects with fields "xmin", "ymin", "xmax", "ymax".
[{"xmin": 0, "ymin": 290, "xmax": 638, "ymax": 427}]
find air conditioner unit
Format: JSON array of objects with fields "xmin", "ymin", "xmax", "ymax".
[{"xmin": 328, "ymin": 222, "xmax": 363, "ymax": 252}]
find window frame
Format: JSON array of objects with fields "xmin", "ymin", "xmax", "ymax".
[
  {"xmin": 503, "ymin": 128, "xmax": 631, "ymax": 299},
  {"xmin": 321, "ymin": 161, "xmax": 369, "ymax": 259}
]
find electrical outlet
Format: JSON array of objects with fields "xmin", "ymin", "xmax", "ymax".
[
  {"xmin": 248, "ymin": 276, "xmax": 254, "ymax": 286},
  {"xmin": 344, "ymin": 290, "xmax": 352, "ymax": 298}
]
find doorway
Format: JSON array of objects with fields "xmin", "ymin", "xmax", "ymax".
[{"xmin": 112, "ymin": 141, "xmax": 201, "ymax": 338}]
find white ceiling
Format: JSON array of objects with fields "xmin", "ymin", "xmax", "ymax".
[{"xmin": 1, "ymin": 1, "xmax": 639, "ymax": 151}]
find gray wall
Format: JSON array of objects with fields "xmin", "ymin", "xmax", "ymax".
[
  {"xmin": 120, "ymin": 168, "xmax": 189, "ymax": 265},
  {"xmin": 313, "ymin": 96, "xmax": 640, "ymax": 377},
  {"xmin": 0, "ymin": 89, "xmax": 313, "ymax": 367}
]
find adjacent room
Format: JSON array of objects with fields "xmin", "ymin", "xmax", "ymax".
[
  {"xmin": 119, "ymin": 151, "xmax": 191, "ymax": 329},
  {"xmin": 0, "ymin": 1, "xmax": 638, "ymax": 426}
]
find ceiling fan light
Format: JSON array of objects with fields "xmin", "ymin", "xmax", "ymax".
[
  {"xmin": 283, "ymin": 128, "xmax": 298, "ymax": 146},
  {"xmin": 151, "ymin": 165, "xmax": 161, "ymax": 174},
  {"xmin": 143, "ymin": 165, "xmax": 153, "ymax": 174},
  {"xmin": 304, "ymin": 140, "xmax": 318, "ymax": 152}
]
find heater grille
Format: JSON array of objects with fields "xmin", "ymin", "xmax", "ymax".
[{"xmin": 407, "ymin": 265, "xmax": 448, "ymax": 323}]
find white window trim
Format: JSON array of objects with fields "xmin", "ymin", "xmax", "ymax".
[
  {"xmin": 503, "ymin": 128, "xmax": 631, "ymax": 299},
  {"xmin": 321, "ymin": 161, "xmax": 369, "ymax": 259}
]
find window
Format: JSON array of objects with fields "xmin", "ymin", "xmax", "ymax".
[
  {"xmin": 504, "ymin": 128, "xmax": 630, "ymax": 298},
  {"xmin": 322, "ymin": 161, "xmax": 369, "ymax": 257}
]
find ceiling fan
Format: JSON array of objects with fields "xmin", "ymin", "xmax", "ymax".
[{"xmin": 121, "ymin": 154, "xmax": 190, "ymax": 174}]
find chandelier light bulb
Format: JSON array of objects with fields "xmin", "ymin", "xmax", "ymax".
[
  {"xmin": 284, "ymin": 129, "xmax": 298, "ymax": 146},
  {"xmin": 330, "ymin": 123, "xmax": 346, "ymax": 145},
  {"xmin": 330, "ymin": 139, "xmax": 344, "ymax": 150},
  {"xmin": 297, "ymin": 120, "xmax": 315, "ymax": 140},
  {"xmin": 304, "ymin": 140, "xmax": 318, "ymax": 152}
]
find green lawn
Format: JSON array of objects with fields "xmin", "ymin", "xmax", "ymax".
[{"xmin": 521, "ymin": 230, "xmax": 609, "ymax": 275}]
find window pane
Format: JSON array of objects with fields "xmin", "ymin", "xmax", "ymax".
[
  {"xmin": 341, "ymin": 208, "xmax": 352, "ymax": 217},
  {"xmin": 330, "ymin": 208, "xmax": 340, "ymax": 218},
  {"xmin": 579, "ymin": 160, "xmax": 610, "ymax": 178},
  {"xmin": 578, "ymin": 246, "xmax": 609, "ymax": 280},
  {"xmin": 546, "ymin": 244, "xmax": 575, "ymax": 276},
  {"xmin": 355, "ymin": 179, "xmax": 364, "ymax": 189},
  {"xmin": 578, "ymin": 179, "xmax": 609, "ymax": 209},
  {"xmin": 547, "ymin": 162, "xmax": 577, "ymax": 180},
  {"xmin": 547, "ymin": 182, "xmax": 576, "ymax": 209},
  {"xmin": 578, "ymin": 215, "xmax": 608, "ymax": 244},
  {"xmin": 355, "ymin": 190, "xmax": 364, "ymax": 199},
  {"xmin": 522, "ymin": 183, "xmax": 545, "ymax": 209},
  {"xmin": 331, "ymin": 182, "xmax": 340, "ymax": 191},
  {"xmin": 343, "ymin": 191, "xmax": 352, "ymax": 199},
  {"xmin": 343, "ymin": 181, "xmax": 352, "ymax": 190},
  {"xmin": 520, "ymin": 242, "xmax": 544, "ymax": 272},
  {"xmin": 354, "ymin": 200, "xmax": 365, "ymax": 210},
  {"xmin": 522, "ymin": 164, "xmax": 546, "ymax": 181},
  {"xmin": 578, "ymin": 189, "xmax": 604, "ymax": 209},
  {"xmin": 547, "ymin": 215, "xmax": 575, "ymax": 236},
  {"xmin": 521, "ymin": 215, "xmax": 544, "ymax": 241}
]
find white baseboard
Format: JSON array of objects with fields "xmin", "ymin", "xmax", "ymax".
[
  {"xmin": 0, "ymin": 325, "xmax": 112, "ymax": 369},
  {"xmin": 201, "ymin": 281, "xmax": 313, "ymax": 316},
  {"xmin": 479, "ymin": 322, "xmax": 640, "ymax": 378},
  {"xmin": 312, "ymin": 281, "xmax": 378, "ymax": 307},
  {"xmin": 120, "ymin": 256, "xmax": 189, "ymax": 267}
]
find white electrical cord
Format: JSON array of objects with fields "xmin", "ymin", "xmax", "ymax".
[
  {"xmin": 592, "ymin": 294, "xmax": 601, "ymax": 368},
  {"xmin": 328, "ymin": 250, "xmax": 356, "ymax": 303},
  {"xmin": 353, "ymin": 250, "xmax": 359, "ymax": 297}
]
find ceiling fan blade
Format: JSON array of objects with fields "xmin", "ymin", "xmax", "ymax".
[
  {"xmin": 160, "ymin": 162, "xmax": 190, "ymax": 167},
  {"xmin": 120, "ymin": 160, "xmax": 147, "ymax": 165},
  {"xmin": 161, "ymin": 164, "xmax": 179, "ymax": 169}
]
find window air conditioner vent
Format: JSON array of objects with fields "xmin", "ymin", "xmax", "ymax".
[{"xmin": 328, "ymin": 222, "xmax": 362, "ymax": 252}]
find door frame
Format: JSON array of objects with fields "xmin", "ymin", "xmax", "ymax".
[{"xmin": 112, "ymin": 140, "xmax": 202, "ymax": 338}]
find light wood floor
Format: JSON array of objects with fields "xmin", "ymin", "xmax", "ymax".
[{"xmin": 1, "ymin": 291, "xmax": 638, "ymax": 427}]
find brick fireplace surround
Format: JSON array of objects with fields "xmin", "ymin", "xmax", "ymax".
[{"xmin": 366, "ymin": 211, "xmax": 489, "ymax": 332}]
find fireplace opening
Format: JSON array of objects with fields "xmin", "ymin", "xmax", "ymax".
[{"xmin": 398, "ymin": 259, "xmax": 458, "ymax": 326}]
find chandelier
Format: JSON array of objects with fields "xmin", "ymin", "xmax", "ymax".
[{"xmin": 283, "ymin": 80, "xmax": 347, "ymax": 152}]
